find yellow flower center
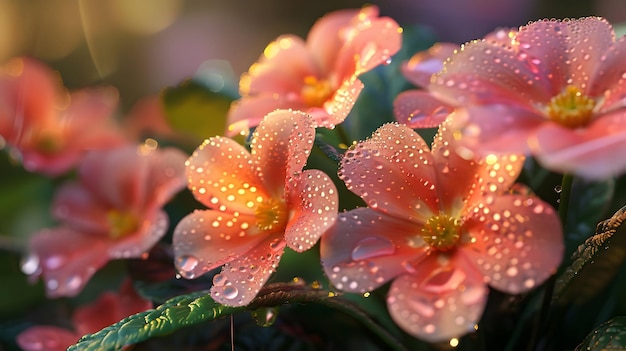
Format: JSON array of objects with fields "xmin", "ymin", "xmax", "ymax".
[
  {"xmin": 421, "ymin": 214, "xmax": 462, "ymax": 251},
  {"xmin": 107, "ymin": 210, "xmax": 140, "ymax": 239},
  {"xmin": 36, "ymin": 130, "xmax": 63, "ymax": 155},
  {"xmin": 301, "ymin": 76, "xmax": 333, "ymax": 107},
  {"xmin": 545, "ymin": 85, "xmax": 595, "ymax": 129},
  {"xmin": 255, "ymin": 198, "xmax": 288, "ymax": 231}
]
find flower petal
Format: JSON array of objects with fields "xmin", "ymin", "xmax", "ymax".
[
  {"xmin": 250, "ymin": 109, "xmax": 315, "ymax": 196},
  {"xmin": 210, "ymin": 232, "xmax": 285, "ymax": 306},
  {"xmin": 142, "ymin": 147, "xmax": 187, "ymax": 208},
  {"xmin": 339, "ymin": 123, "xmax": 438, "ymax": 221},
  {"xmin": 52, "ymin": 183, "xmax": 109, "ymax": 234},
  {"xmin": 387, "ymin": 255, "xmax": 488, "ymax": 343},
  {"xmin": 463, "ymin": 194, "xmax": 563, "ymax": 294},
  {"xmin": 285, "ymin": 169, "xmax": 338, "ymax": 252},
  {"xmin": 393, "ymin": 90, "xmax": 453, "ymax": 128},
  {"xmin": 185, "ymin": 137, "xmax": 269, "ymax": 214},
  {"xmin": 319, "ymin": 75, "xmax": 364, "ymax": 129},
  {"xmin": 402, "ymin": 43, "xmax": 458, "ymax": 88},
  {"xmin": 16, "ymin": 326, "xmax": 79, "ymax": 351},
  {"xmin": 321, "ymin": 208, "xmax": 426, "ymax": 293},
  {"xmin": 226, "ymin": 94, "xmax": 305, "ymax": 137},
  {"xmin": 27, "ymin": 227, "xmax": 109, "ymax": 298},
  {"xmin": 306, "ymin": 8, "xmax": 359, "ymax": 74},
  {"xmin": 590, "ymin": 36, "xmax": 626, "ymax": 110},
  {"xmin": 172, "ymin": 209, "xmax": 265, "ymax": 279},
  {"xmin": 530, "ymin": 113, "xmax": 626, "ymax": 179},
  {"xmin": 108, "ymin": 210, "xmax": 169, "ymax": 259}
]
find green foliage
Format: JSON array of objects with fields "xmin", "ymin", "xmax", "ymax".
[
  {"xmin": 554, "ymin": 205, "xmax": 626, "ymax": 305},
  {"xmin": 576, "ymin": 316, "xmax": 626, "ymax": 350}
]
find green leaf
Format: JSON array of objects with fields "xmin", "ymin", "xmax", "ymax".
[
  {"xmin": 576, "ymin": 316, "xmax": 626, "ymax": 350},
  {"xmin": 68, "ymin": 282, "xmax": 410, "ymax": 351},
  {"xmin": 161, "ymin": 79, "xmax": 234, "ymax": 144},
  {"xmin": 553, "ymin": 205, "xmax": 626, "ymax": 305}
]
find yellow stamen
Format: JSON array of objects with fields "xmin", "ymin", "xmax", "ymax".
[
  {"xmin": 107, "ymin": 210, "xmax": 140, "ymax": 239},
  {"xmin": 545, "ymin": 85, "xmax": 595, "ymax": 129},
  {"xmin": 301, "ymin": 76, "xmax": 333, "ymax": 107},
  {"xmin": 255, "ymin": 198, "xmax": 288, "ymax": 231},
  {"xmin": 421, "ymin": 214, "xmax": 462, "ymax": 251}
]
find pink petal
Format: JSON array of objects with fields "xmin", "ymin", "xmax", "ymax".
[
  {"xmin": 17, "ymin": 326, "xmax": 79, "ymax": 351},
  {"xmin": 244, "ymin": 35, "xmax": 318, "ymax": 96},
  {"xmin": 387, "ymin": 254, "xmax": 488, "ymax": 342},
  {"xmin": 28, "ymin": 227, "xmax": 109, "ymax": 298},
  {"xmin": 306, "ymin": 8, "xmax": 359, "ymax": 74},
  {"xmin": 172, "ymin": 210, "xmax": 265, "ymax": 279},
  {"xmin": 250, "ymin": 109, "xmax": 315, "ymax": 196},
  {"xmin": 530, "ymin": 113, "xmax": 626, "ymax": 179},
  {"xmin": 320, "ymin": 208, "xmax": 427, "ymax": 293},
  {"xmin": 52, "ymin": 183, "xmax": 109, "ymax": 234},
  {"xmin": 142, "ymin": 147, "xmax": 187, "ymax": 208},
  {"xmin": 319, "ymin": 76, "xmax": 364, "ymax": 129},
  {"xmin": 589, "ymin": 36, "xmax": 626, "ymax": 111},
  {"xmin": 431, "ymin": 40, "xmax": 552, "ymax": 108},
  {"xmin": 448, "ymin": 105, "xmax": 543, "ymax": 156},
  {"xmin": 515, "ymin": 17, "xmax": 614, "ymax": 92},
  {"xmin": 107, "ymin": 210, "xmax": 169, "ymax": 259},
  {"xmin": 226, "ymin": 94, "xmax": 308, "ymax": 137},
  {"xmin": 339, "ymin": 123, "xmax": 438, "ymax": 222},
  {"xmin": 73, "ymin": 280, "xmax": 151, "ymax": 336},
  {"xmin": 393, "ymin": 90, "xmax": 453, "ymax": 128},
  {"xmin": 210, "ymin": 232, "xmax": 285, "ymax": 306},
  {"xmin": 185, "ymin": 137, "xmax": 269, "ymax": 214},
  {"xmin": 462, "ymin": 194, "xmax": 563, "ymax": 294},
  {"xmin": 284, "ymin": 169, "xmax": 338, "ymax": 252},
  {"xmin": 402, "ymin": 43, "xmax": 458, "ymax": 88}
]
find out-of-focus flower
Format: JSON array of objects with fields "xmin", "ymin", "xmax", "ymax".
[
  {"xmin": 17, "ymin": 279, "xmax": 151, "ymax": 351},
  {"xmin": 226, "ymin": 6, "xmax": 402, "ymax": 136},
  {"xmin": 0, "ymin": 57, "xmax": 127, "ymax": 176},
  {"xmin": 22, "ymin": 145, "xmax": 187, "ymax": 298},
  {"xmin": 429, "ymin": 17, "xmax": 626, "ymax": 179},
  {"xmin": 320, "ymin": 118, "xmax": 563, "ymax": 342},
  {"xmin": 394, "ymin": 29, "xmax": 517, "ymax": 128},
  {"xmin": 173, "ymin": 109, "xmax": 338, "ymax": 306}
]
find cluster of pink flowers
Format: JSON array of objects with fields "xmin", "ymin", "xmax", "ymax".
[{"xmin": 4, "ymin": 5, "xmax": 626, "ymax": 347}]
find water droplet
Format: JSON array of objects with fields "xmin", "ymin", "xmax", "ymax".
[
  {"xmin": 176, "ymin": 255, "xmax": 199, "ymax": 278},
  {"xmin": 222, "ymin": 285, "xmax": 239, "ymax": 300},
  {"xmin": 66, "ymin": 275, "xmax": 82, "ymax": 291},
  {"xmin": 351, "ymin": 236, "xmax": 395, "ymax": 261},
  {"xmin": 21, "ymin": 254, "xmax": 40, "ymax": 275}
]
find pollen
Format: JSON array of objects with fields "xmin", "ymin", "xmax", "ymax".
[
  {"xmin": 545, "ymin": 85, "xmax": 595, "ymax": 129},
  {"xmin": 107, "ymin": 210, "xmax": 140, "ymax": 239},
  {"xmin": 421, "ymin": 213, "xmax": 463, "ymax": 251},
  {"xmin": 255, "ymin": 197, "xmax": 288, "ymax": 231},
  {"xmin": 301, "ymin": 75, "xmax": 333, "ymax": 107}
]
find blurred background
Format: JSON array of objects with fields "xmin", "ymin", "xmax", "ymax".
[{"xmin": 0, "ymin": 0, "xmax": 623, "ymax": 113}]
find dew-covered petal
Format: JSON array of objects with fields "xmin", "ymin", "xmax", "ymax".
[
  {"xmin": 320, "ymin": 208, "xmax": 427, "ymax": 293},
  {"xmin": 16, "ymin": 326, "xmax": 79, "ymax": 351},
  {"xmin": 431, "ymin": 40, "xmax": 552, "ymax": 108},
  {"xmin": 142, "ymin": 147, "xmax": 188, "ymax": 207},
  {"xmin": 250, "ymin": 109, "xmax": 315, "ymax": 196},
  {"xmin": 72, "ymin": 279, "xmax": 151, "ymax": 336},
  {"xmin": 387, "ymin": 255, "xmax": 488, "ymax": 343},
  {"xmin": 172, "ymin": 210, "xmax": 265, "ymax": 279},
  {"xmin": 211, "ymin": 232, "xmax": 285, "ymax": 306},
  {"xmin": 402, "ymin": 43, "xmax": 458, "ymax": 88},
  {"xmin": 108, "ymin": 210, "xmax": 169, "ymax": 259},
  {"xmin": 52, "ymin": 183, "xmax": 109, "ymax": 235},
  {"xmin": 530, "ymin": 113, "xmax": 626, "ymax": 179},
  {"xmin": 306, "ymin": 8, "xmax": 359, "ymax": 74},
  {"xmin": 27, "ymin": 227, "xmax": 109, "ymax": 298},
  {"xmin": 185, "ymin": 137, "xmax": 269, "ymax": 214},
  {"xmin": 462, "ymin": 194, "xmax": 563, "ymax": 294},
  {"xmin": 448, "ymin": 105, "xmax": 543, "ymax": 156},
  {"xmin": 588, "ymin": 36, "xmax": 626, "ymax": 111},
  {"xmin": 226, "ymin": 94, "xmax": 306, "ymax": 137},
  {"xmin": 393, "ymin": 90, "xmax": 453, "ymax": 128},
  {"xmin": 243, "ymin": 35, "xmax": 319, "ymax": 96},
  {"xmin": 319, "ymin": 75, "xmax": 364, "ymax": 129},
  {"xmin": 285, "ymin": 169, "xmax": 338, "ymax": 252},
  {"xmin": 515, "ymin": 17, "xmax": 614, "ymax": 91},
  {"xmin": 339, "ymin": 123, "xmax": 438, "ymax": 221}
]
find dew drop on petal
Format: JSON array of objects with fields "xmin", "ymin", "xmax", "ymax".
[
  {"xmin": 176, "ymin": 255, "xmax": 199, "ymax": 279},
  {"xmin": 20, "ymin": 254, "xmax": 40, "ymax": 275},
  {"xmin": 351, "ymin": 236, "xmax": 395, "ymax": 261},
  {"xmin": 222, "ymin": 285, "xmax": 239, "ymax": 300}
]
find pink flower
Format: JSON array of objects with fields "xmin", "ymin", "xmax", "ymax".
[
  {"xmin": 17, "ymin": 279, "xmax": 151, "ymax": 351},
  {"xmin": 173, "ymin": 109, "xmax": 338, "ymax": 306},
  {"xmin": 0, "ymin": 57, "xmax": 127, "ymax": 175},
  {"xmin": 226, "ymin": 6, "xmax": 401, "ymax": 136},
  {"xmin": 428, "ymin": 17, "xmax": 626, "ymax": 179},
  {"xmin": 22, "ymin": 144, "xmax": 187, "ymax": 297},
  {"xmin": 320, "ymin": 118, "xmax": 563, "ymax": 342}
]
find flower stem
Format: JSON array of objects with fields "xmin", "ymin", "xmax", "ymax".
[{"xmin": 527, "ymin": 173, "xmax": 573, "ymax": 351}]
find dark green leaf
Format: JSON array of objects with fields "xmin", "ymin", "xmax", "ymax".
[
  {"xmin": 576, "ymin": 316, "xmax": 626, "ymax": 350},
  {"xmin": 554, "ymin": 205, "xmax": 626, "ymax": 305}
]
